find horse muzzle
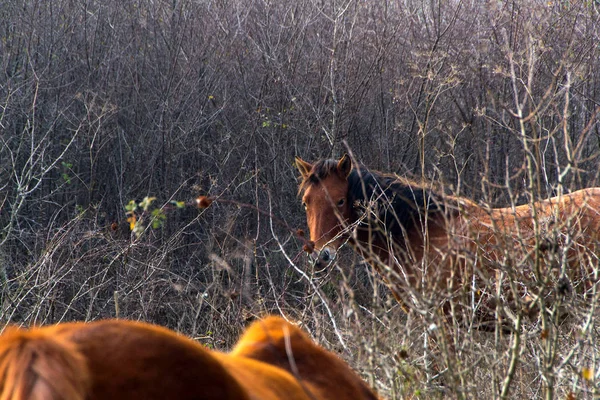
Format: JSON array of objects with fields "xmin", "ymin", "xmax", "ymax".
[{"xmin": 312, "ymin": 246, "xmax": 337, "ymax": 267}]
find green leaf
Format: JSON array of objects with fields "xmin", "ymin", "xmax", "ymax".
[
  {"xmin": 125, "ymin": 200, "xmax": 138, "ymax": 212},
  {"xmin": 151, "ymin": 208, "xmax": 167, "ymax": 229},
  {"xmin": 62, "ymin": 173, "xmax": 71, "ymax": 184}
]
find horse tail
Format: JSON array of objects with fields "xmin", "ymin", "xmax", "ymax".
[{"xmin": 0, "ymin": 326, "xmax": 90, "ymax": 400}]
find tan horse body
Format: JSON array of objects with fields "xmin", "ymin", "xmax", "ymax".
[
  {"xmin": 296, "ymin": 155, "xmax": 600, "ymax": 314},
  {"xmin": 0, "ymin": 316, "xmax": 379, "ymax": 400}
]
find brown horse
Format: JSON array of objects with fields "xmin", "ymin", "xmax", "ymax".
[
  {"xmin": 296, "ymin": 154, "xmax": 600, "ymax": 319},
  {"xmin": 0, "ymin": 315, "xmax": 379, "ymax": 400}
]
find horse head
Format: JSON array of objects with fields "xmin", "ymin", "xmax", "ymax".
[{"xmin": 295, "ymin": 154, "xmax": 354, "ymax": 266}]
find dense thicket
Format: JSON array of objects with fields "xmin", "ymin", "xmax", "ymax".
[{"xmin": 1, "ymin": 1, "xmax": 599, "ymax": 398}]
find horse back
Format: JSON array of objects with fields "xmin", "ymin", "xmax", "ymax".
[
  {"xmin": 0, "ymin": 320, "xmax": 251, "ymax": 400},
  {"xmin": 489, "ymin": 188, "xmax": 600, "ymax": 239},
  {"xmin": 454, "ymin": 187, "xmax": 600, "ymax": 284}
]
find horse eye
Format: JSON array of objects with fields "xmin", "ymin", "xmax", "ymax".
[
  {"xmin": 337, "ymin": 198, "xmax": 345, "ymax": 207},
  {"xmin": 302, "ymin": 202, "xmax": 307, "ymax": 210}
]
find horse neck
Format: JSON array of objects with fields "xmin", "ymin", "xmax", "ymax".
[
  {"xmin": 348, "ymin": 168, "xmax": 444, "ymax": 241},
  {"xmin": 348, "ymin": 186, "xmax": 461, "ymax": 289}
]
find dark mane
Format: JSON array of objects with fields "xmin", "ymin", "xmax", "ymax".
[
  {"xmin": 298, "ymin": 158, "xmax": 449, "ymax": 235},
  {"xmin": 348, "ymin": 167, "xmax": 446, "ymax": 237}
]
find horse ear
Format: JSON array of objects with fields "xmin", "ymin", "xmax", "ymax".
[
  {"xmin": 295, "ymin": 157, "xmax": 313, "ymax": 179},
  {"xmin": 337, "ymin": 154, "xmax": 352, "ymax": 177}
]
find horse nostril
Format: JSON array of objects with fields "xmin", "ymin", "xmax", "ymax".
[{"xmin": 320, "ymin": 248, "xmax": 331, "ymax": 263}]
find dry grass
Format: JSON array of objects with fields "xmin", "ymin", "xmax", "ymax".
[{"xmin": 2, "ymin": 197, "xmax": 600, "ymax": 399}]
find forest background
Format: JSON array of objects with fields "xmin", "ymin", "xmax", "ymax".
[{"xmin": 1, "ymin": 0, "xmax": 599, "ymax": 398}]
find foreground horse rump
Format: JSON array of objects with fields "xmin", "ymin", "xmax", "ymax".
[
  {"xmin": 0, "ymin": 316, "xmax": 379, "ymax": 400},
  {"xmin": 296, "ymin": 154, "xmax": 600, "ymax": 316}
]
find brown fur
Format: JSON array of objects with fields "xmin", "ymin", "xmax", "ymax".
[
  {"xmin": 0, "ymin": 316, "xmax": 380, "ymax": 400},
  {"xmin": 296, "ymin": 155, "xmax": 600, "ymax": 316}
]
